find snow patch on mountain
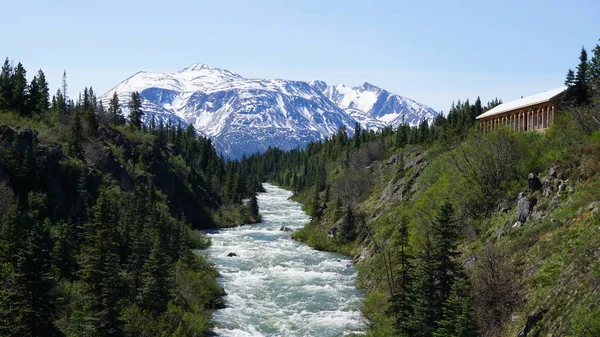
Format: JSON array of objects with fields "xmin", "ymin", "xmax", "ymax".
[{"xmin": 102, "ymin": 64, "xmax": 437, "ymax": 158}]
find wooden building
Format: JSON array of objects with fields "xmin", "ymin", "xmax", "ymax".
[{"xmin": 476, "ymin": 87, "xmax": 567, "ymax": 132}]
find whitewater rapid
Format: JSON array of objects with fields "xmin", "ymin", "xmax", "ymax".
[{"xmin": 205, "ymin": 183, "xmax": 366, "ymax": 336}]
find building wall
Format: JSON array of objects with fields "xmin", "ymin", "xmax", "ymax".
[{"xmin": 478, "ymin": 98, "xmax": 561, "ymax": 132}]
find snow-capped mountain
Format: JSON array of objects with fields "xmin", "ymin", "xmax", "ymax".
[
  {"xmin": 312, "ymin": 81, "xmax": 438, "ymax": 127},
  {"xmin": 102, "ymin": 64, "xmax": 437, "ymax": 158}
]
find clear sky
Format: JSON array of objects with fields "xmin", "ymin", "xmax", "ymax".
[{"xmin": 2, "ymin": 0, "xmax": 599, "ymax": 112}]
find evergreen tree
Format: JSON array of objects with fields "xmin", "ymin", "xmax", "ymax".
[
  {"xmin": 83, "ymin": 87, "xmax": 99, "ymax": 135},
  {"xmin": 0, "ymin": 58, "xmax": 13, "ymax": 111},
  {"xmin": 11, "ymin": 62, "xmax": 27, "ymax": 115},
  {"xmin": 61, "ymin": 70, "xmax": 68, "ymax": 102},
  {"xmin": 75, "ymin": 187, "xmax": 123, "ymax": 336},
  {"xmin": 433, "ymin": 279, "xmax": 479, "ymax": 337},
  {"xmin": 409, "ymin": 236, "xmax": 439, "ymax": 337},
  {"xmin": 27, "ymin": 75, "xmax": 41, "ymax": 116},
  {"xmin": 128, "ymin": 91, "xmax": 143, "ymax": 129},
  {"xmin": 340, "ymin": 205, "xmax": 357, "ymax": 242},
  {"xmin": 137, "ymin": 232, "xmax": 172, "ymax": 314},
  {"xmin": 431, "ymin": 202, "xmax": 460, "ymax": 306},
  {"xmin": 311, "ymin": 186, "xmax": 322, "ymax": 221},
  {"xmin": 108, "ymin": 92, "xmax": 124, "ymax": 125},
  {"xmin": 418, "ymin": 120, "xmax": 430, "ymax": 143},
  {"xmin": 589, "ymin": 41, "xmax": 600, "ymax": 91},
  {"xmin": 248, "ymin": 192, "xmax": 259, "ymax": 218},
  {"xmin": 388, "ymin": 217, "xmax": 415, "ymax": 337},
  {"xmin": 36, "ymin": 70, "xmax": 50, "ymax": 115},
  {"xmin": 67, "ymin": 108, "xmax": 83, "ymax": 157},
  {"xmin": 51, "ymin": 89, "xmax": 68, "ymax": 125},
  {"xmin": 573, "ymin": 47, "xmax": 590, "ymax": 105},
  {"xmin": 21, "ymin": 218, "xmax": 61, "ymax": 337},
  {"xmin": 353, "ymin": 122, "xmax": 362, "ymax": 149}
]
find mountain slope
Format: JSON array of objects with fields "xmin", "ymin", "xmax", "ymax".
[
  {"xmin": 314, "ymin": 81, "xmax": 438, "ymax": 127},
  {"xmin": 102, "ymin": 64, "xmax": 437, "ymax": 158}
]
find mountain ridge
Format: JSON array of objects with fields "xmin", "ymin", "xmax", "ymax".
[{"xmin": 101, "ymin": 64, "xmax": 438, "ymax": 158}]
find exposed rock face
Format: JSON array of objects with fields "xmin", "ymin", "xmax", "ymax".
[
  {"xmin": 517, "ymin": 192, "xmax": 532, "ymax": 223},
  {"xmin": 517, "ymin": 309, "xmax": 547, "ymax": 337},
  {"xmin": 386, "ymin": 154, "xmax": 399, "ymax": 165},
  {"xmin": 528, "ymin": 173, "xmax": 542, "ymax": 192},
  {"xmin": 378, "ymin": 151, "xmax": 428, "ymax": 207}
]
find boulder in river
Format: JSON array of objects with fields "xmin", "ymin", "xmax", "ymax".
[
  {"xmin": 227, "ymin": 252, "xmax": 238, "ymax": 257},
  {"xmin": 279, "ymin": 226, "xmax": 293, "ymax": 232}
]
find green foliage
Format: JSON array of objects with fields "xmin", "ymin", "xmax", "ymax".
[
  {"xmin": 569, "ymin": 306, "xmax": 600, "ymax": 337},
  {"xmin": 248, "ymin": 192, "xmax": 259, "ymax": 219},
  {"xmin": 0, "ymin": 59, "xmax": 254, "ymax": 335},
  {"xmin": 128, "ymin": 91, "xmax": 143, "ymax": 130}
]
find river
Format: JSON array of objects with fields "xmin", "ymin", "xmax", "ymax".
[{"xmin": 205, "ymin": 183, "xmax": 367, "ymax": 336}]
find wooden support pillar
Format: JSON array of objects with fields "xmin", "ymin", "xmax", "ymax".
[{"xmin": 521, "ymin": 112, "xmax": 524, "ymax": 131}]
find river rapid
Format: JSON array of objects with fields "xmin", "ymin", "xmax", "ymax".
[{"xmin": 205, "ymin": 183, "xmax": 367, "ymax": 337}]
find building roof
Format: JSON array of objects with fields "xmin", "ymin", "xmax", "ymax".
[{"xmin": 476, "ymin": 86, "xmax": 567, "ymax": 120}]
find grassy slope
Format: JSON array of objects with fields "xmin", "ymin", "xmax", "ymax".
[{"xmin": 293, "ymin": 128, "xmax": 600, "ymax": 336}]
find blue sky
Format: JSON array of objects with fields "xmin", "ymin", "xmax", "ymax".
[{"xmin": 2, "ymin": 0, "xmax": 599, "ymax": 112}]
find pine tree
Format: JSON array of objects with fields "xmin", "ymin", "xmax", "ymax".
[
  {"xmin": 137, "ymin": 232, "xmax": 172, "ymax": 314},
  {"xmin": 433, "ymin": 279, "xmax": 479, "ymax": 337},
  {"xmin": 589, "ymin": 41, "xmax": 600, "ymax": 91},
  {"xmin": 431, "ymin": 202, "xmax": 460, "ymax": 306},
  {"xmin": 75, "ymin": 187, "xmax": 123, "ymax": 336},
  {"xmin": 21, "ymin": 218, "xmax": 61, "ymax": 337},
  {"xmin": 409, "ymin": 236, "xmax": 439, "ymax": 337},
  {"xmin": 388, "ymin": 217, "xmax": 415, "ymax": 337},
  {"xmin": 353, "ymin": 122, "xmax": 362, "ymax": 149},
  {"xmin": 310, "ymin": 186, "xmax": 322, "ymax": 221},
  {"xmin": 128, "ymin": 91, "xmax": 143, "ymax": 129},
  {"xmin": 340, "ymin": 205, "xmax": 357, "ymax": 242},
  {"xmin": 11, "ymin": 62, "xmax": 27, "ymax": 115},
  {"xmin": 108, "ymin": 91, "xmax": 125, "ymax": 125},
  {"xmin": 83, "ymin": 87, "xmax": 99, "ymax": 135},
  {"xmin": 0, "ymin": 262, "xmax": 28, "ymax": 337},
  {"xmin": 51, "ymin": 89, "xmax": 68, "ymax": 125},
  {"xmin": 573, "ymin": 47, "xmax": 590, "ymax": 105},
  {"xmin": 248, "ymin": 192, "xmax": 259, "ymax": 218},
  {"xmin": 418, "ymin": 120, "xmax": 430, "ymax": 144},
  {"xmin": 61, "ymin": 70, "xmax": 68, "ymax": 102},
  {"xmin": 27, "ymin": 75, "xmax": 41, "ymax": 116},
  {"xmin": 0, "ymin": 58, "xmax": 13, "ymax": 111},
  {"xmin": 67, "ymin": 108, "xmax": 83, "ymax": 157},
  {"xmin": 36, "ymin": 70, "xmax": 50, "ymax": 115},
  {"xmin": 565, "ymin": 69, "xmax": 576, "ymax": 86}
]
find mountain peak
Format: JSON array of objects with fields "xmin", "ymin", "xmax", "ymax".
[
  {"xmin": 181, "ymin": 63, "xmax": 214, "ymax": 72},
  {"xmin": 309, "ymin": 80, "xmax": 328, "ymax": 93},
  {"xmin": 361, "ymin": 82, "xmax": 381, "ymax": 91},
  {"xmin": 102, "ymin": 66, "xmax": 437, "ymax": 158}
]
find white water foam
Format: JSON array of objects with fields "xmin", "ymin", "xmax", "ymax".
[{"xmin": 204, "ymin": 183, "xmax": 367, "ymax": 336}]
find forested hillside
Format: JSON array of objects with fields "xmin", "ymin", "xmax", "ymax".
[
  {"xmin": 244, "ymin": 41, "xmax": 600, "ymax": 336},
  {"xmin": 0, "ymin": 60, "xmax": 261, "ymax": 336},
  {"xmin": 1, "ymin": 39, "xmax": 599, "ymax": 337}
]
